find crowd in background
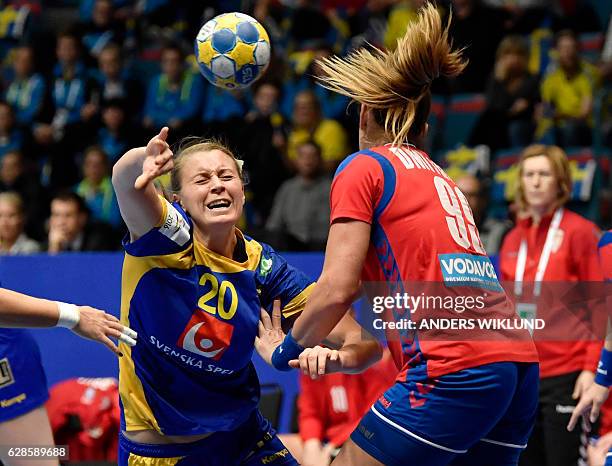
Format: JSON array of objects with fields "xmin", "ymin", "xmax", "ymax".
[
  {"xmin": 0, "ymin": 2, "xmax": 610, "ymax": 465},
  {"xmin": 0, "ymin": 0, "xmax": 609, "ymax": 255}
]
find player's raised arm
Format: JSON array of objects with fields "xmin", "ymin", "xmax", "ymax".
[
  {"xmin": 0, "ymin": 288, "xmax": 136, "ymax": 356},
  {"xmin": 112, "ymin": 126, "xmax": 173, "ymax": 239}
]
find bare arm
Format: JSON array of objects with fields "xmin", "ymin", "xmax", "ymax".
[
  {"xmin": 0, "ymin": 288, "xmax": 136, "ymax": 356},
  {"xmin": 0, "ymin": 288, "xmax": 64, "ymax": 327},
  {"xmin": 319, "ymin": 312, "xmax": 382, "ymax": 373},
  {"xmin": 112, "ymin": 127, "xmax": 173, "ymax": 239},
  {"xmin": 291, "ymin": 219, "xmax": 371, "ymax": 347},
  {"xmin": 256, "ymin": 298, "xmax": 382, "ymax": 376}
]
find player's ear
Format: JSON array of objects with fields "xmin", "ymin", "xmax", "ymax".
[
  {"xmin": 172, "ymin": 193, "xmax": 185, "ymax": 210},
  {"xmin": 359, "ymin": 104, "xmax": 368, "ymax": 133}
]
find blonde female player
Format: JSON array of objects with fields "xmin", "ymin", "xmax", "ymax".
[
  {"xmin": 111, "ymin": 128, "xmax": 381, "ymax": 465},
  {"xmin": 0, "ymin": 288, "xmax": 136, "ymax": 466},
  {"xmin": 269, "ymin": 4, "xmax": 540, "ymax": 466}
]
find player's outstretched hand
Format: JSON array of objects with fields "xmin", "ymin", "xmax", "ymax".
[
  {"xmin": 290, "ymin": 346, "xmax": 345, "ymax": 379},
  {"xmin": 134, "ymin": 127, "xmax": 174, "ymax": 190},
  {"xmin": 255, "ymin": 300, "xmax": 285, "ymax": 365},
  {"xmin": 567, "ymin": 381, "xmax": 610, "ymax": 432},
  {"xmin": 73, "ymin": 306, "xmax": 137, "ymax": 357}
]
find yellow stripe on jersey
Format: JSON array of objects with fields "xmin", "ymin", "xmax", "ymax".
[
  {"xmin": 193, "ymin": 231, "xmax": 262, "ymax": 273},
  {"xmin": 282, "ymin": 282, "xmax": 316, "ymax": 318},
  {"xmin": 119, "ymin": 248, "xmax": 195, "ymax": 433},
  {"xmin": 154, "ymin": 194, "xmax": 168, "ymax": 228},
  {"xmin": 128, "ymin": 453, "xmax": 184, "ymax": 465}
]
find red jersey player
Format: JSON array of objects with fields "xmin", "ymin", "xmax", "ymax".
[{"xmin": 270, "ymin": 4, "xmax": 539, "ymax": 466}]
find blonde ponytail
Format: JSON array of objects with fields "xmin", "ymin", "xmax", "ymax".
[{"xmin": 316, "ymin": 2, "xmax": 466, "ymax": 146}]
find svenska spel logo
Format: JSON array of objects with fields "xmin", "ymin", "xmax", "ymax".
[{"xmin": 177, "ymin": 311, "xmax": 234, "ymax": 361}]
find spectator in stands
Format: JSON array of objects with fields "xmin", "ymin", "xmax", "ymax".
[
  {"xmin": 40, "ymin": 30, "xmax": 99, "ymax": 141},
  {"xmin": 34, "ymin": 30, "xmax": 100, "ymax": 188},
  {"xmin": 471, "ymin": 35, "xmax": 539, "ymax": 150},
  {"xmin": 238, "ymin": 79, "xmax": 289, "ymax": 226},
  {"xmin": 97, "ymin": 98, "xmax": 133, "ymax": 163},
  {"xmin": 0, "ymin": 101, "xmax": 23, "ymax": 159},
  {"xmin": 201, "ymin": 86, "xmax": 247, "ymax": 133},
  {"xmin": 0, "ymin": 151, "xmax": 45, "ymax": 240},
  {"xmin": 280, "ymin": 349, "xmax": 397, "ymax": 466},
  {"xmin": 4, "ymin": 45, "xmax": 47, "ymax": 128},
  {"xmin": 266, "ymin": 140, "xmax": 331, "ymax": 251},
  {"xmin": 455, "ymin": 174, "xmax": 512, "ymax": 254},
  {"xmin": 45, "ymin": 191, "xmax": 118, "ymax": 253},
  {"xmin": 538, "ymin": 30, "xmax": 600, "ymax": 147},
  {"xmin": 142, "ymin": 43, "xmax": 205, "ymax": 137},
  {"xmin": 75, "ymin": 146, "xmax": 121, "ymax": 229},
  {"xmin": 445, "ymin": 0, "xmax": 505, "ymax": 93},
  {"xmin": 0, "ymin": 191, "xmax": 40, "ymax": 254},
  {"xmin": 287, "ymin": 90, "xmax": 349, "ymax": 173},
  {"xmin": 281, "ymin": 42, "xmax": 349, "ymax": 121},
  {"xmin": 498, "ymin": 144, "xmax": 604, "ymax": 466},
  {"xmin": 94, "ymin": 43, "xmax": 141, "ymax": 116},
  {"xmin": 384, "ymin": 0, "xmax": 427, "ymax": 51},
  {"xmin": 78, "ymin": 0, "xmax": 124, "ymax": 62}
]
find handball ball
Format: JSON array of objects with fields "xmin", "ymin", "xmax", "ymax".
[{"xmin": 195, "ymin": 12, "xmax": 271, "ymax": 89}]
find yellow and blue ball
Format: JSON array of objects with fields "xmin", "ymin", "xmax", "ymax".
[{"xmin": 195, "ymin": 12, "xmax": 271, "ymax": 89}]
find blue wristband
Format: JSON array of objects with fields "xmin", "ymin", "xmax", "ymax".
[
  {"xmin": 271, "ymin": 330, "xmax": 304, "ymax": 372},
  {"xmin": 595, "ymin": 348, "xmax": 612, "ymax": 387}
]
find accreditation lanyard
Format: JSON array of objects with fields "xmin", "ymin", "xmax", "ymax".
[
  {"xmin": 54, "ymin": 78, "xmax": 82, "ymax": 110},
  {"xmin": 514, "ymin": 208, "xmax": 563, "ymax": 298}
]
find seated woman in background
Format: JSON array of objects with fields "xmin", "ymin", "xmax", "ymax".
[
  {"xmin": 0, "ymin": 191, "xmax": 40, "ymax": 254},
  {"xmin": 470, "ymin": 35, "xmax": 539, "ymax": 151}
]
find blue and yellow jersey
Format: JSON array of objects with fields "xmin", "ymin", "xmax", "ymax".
[{"xmin": 119, "ymin": 196, "xmax": 314, "ymax": 436}]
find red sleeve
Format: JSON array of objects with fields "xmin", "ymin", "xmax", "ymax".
[
  {"xmin": 571, "ymin": 221, "xmax": 604, "ymax": 282},
  {"xmin": 569, "ymin": 221, "xmax": 604, "ymax": 371},
  {"xmin": 46, "ymin": 380, "xmax": 81, "ymax": 431},
  {"xmin": 330, "ymin": 154, "xmax": 383, "ymax": 224},
  {"xmin": 498, "ymin": 227, "xmax": 520, "ymax": 282},
  {"xmin": 298, "ymin": 373, "xmax": 326, "ymax": 442}
]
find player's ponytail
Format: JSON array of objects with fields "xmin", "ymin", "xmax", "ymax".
[{"xmin": 316, "ymin": 2, "xmax": 466, "ymax": 146}]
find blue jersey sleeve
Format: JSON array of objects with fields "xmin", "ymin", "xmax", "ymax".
[
  {"xmin": 256, "ymin": 243, "xmax": 315, "ymax": 322},
  {"xmin": 123, "ymin": 196, "xmax": 193, "ymax": 257}
]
